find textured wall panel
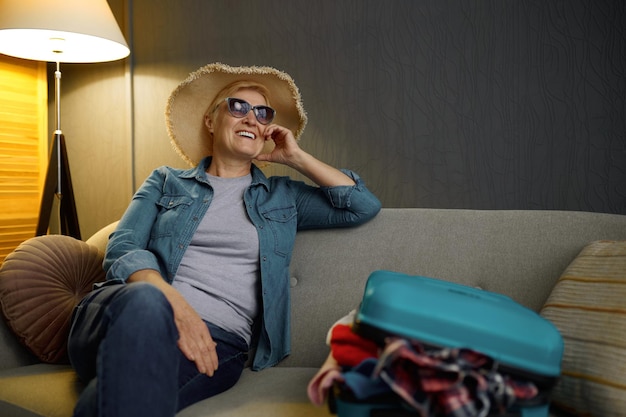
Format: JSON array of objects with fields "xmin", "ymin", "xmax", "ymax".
[{"xmin": 70, "ymin": 0, "xmax": 626, "ymax": 218}]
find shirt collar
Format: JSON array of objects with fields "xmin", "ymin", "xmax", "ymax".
[{"xmin": 180, "ymin": 156, "xmax": 270, "ymax": 191}]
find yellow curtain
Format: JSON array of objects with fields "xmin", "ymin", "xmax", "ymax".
[{"xmin": 0, "ymin": 55, "xmax": 47, "ymax": 264}]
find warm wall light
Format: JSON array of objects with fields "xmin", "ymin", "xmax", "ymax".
[{"xmin": 0, "ymin": 0, "xmax": 130, "ymax": 239}]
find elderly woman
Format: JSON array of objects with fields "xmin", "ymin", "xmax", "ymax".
[{"xmin": 67, "ymin": 63, "xmax": 381, "ymax": 417}]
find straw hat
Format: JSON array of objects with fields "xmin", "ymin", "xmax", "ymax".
[{"xmin": 165, "ymin": 62, "xmax": 307, "ymax": 166}]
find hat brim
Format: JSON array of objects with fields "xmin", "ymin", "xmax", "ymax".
[{"xmin": 165, "ymin": 63, "xmax": 307, "ymax": 167}]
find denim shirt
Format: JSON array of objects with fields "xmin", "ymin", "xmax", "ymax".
[{"xmin": 104, "ymin": 157, "xmax": 381, "ymax": 370}]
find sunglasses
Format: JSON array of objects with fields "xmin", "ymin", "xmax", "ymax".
[{"xmin": 223, "ymin": 97, "xmax": 276, "ymax": 125}]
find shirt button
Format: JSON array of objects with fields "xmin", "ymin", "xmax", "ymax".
[{"xmin": 262, "ymin": 256, "xmax": 267, "ymax": 262}]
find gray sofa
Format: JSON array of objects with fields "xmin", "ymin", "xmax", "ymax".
[{"xmin": 1, "ymin": 208, "xmax": 626, "ymax": 417}]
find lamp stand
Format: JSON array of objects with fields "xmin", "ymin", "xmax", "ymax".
[{"xmin": 35, "ymin": 62, "xmax": 81, "ymax": 239}]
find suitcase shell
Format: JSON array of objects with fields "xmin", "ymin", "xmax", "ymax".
[{"xmin": 334, "ymin": 270, "xmax": 564, "ymax": 417}]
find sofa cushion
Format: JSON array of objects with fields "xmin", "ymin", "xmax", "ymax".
[
  {"xmin": 177, "ymin": 367, "xmax": 332, "ymax": 417},
  {"xmin": 0, "ymin": 363, "xmax": 80, "ymax": 417},
  {"xmin": 0, "ymin": 365, "xmax": 328, "ymax": 417},
  {"xmin": 0, "ymin": 235, "xmax": 105, "ymax": 363},
  {"xmin": 540, "ymin": 240, "xmax": 626, "ymax": 416}
]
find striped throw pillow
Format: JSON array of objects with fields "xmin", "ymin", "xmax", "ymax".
[{"xmin": 541, "ymin": 240, "xmax": 626, "ymax": 417}]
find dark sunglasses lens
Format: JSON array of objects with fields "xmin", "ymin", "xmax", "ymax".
[
  {"xmin": 226, "ymin": 98, "xmax": 275, "ymax": 124},
  {"xmin": 228, "ymin": 98, "xmax": 250, "ymax": 117},
  {"xmin": 254, "ymin": 107, "xmax": 275, "ymax": 124}
]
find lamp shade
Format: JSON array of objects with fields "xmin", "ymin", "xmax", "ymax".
[{"xmin": 0, "ymin": 0, "xmax": 130, "ymax": 63}]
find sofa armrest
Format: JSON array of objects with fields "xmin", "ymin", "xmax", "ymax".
[
  {"xmin": 0, "ymin": 314, "xmax": 38, "ymax": 370},
  {"xmin": 86, "ymin": 221, "xmax": 119, "ymax": 252}
]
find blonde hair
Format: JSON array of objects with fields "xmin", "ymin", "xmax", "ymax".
[{"xmin": 204, "ymin": 81, "xmax": 272, "ymax": 121}]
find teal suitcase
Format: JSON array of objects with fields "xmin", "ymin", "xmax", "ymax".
[{"xmin": 331, "ymin": 270, "xmax": 564, "ymax": 417}]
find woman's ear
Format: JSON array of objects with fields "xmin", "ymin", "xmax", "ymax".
[{"xmin": 205, "ymin": 114, "xmax": 214, "ymax": 135}]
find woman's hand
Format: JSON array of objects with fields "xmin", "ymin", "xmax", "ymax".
[
  {"xmin": 168, "ymin": 291, "xmax": 219, "ymax": 376},
  {"xmin": 257, "ymin": 124, "xmax": 356, "ymax": 187},
  {"xmin": 256, "ymin": 124, "xmax": 302, "ymax": 166},
  {"xmin": 128, "ymin": 269, "xmax": 219, "ymax": 376}
]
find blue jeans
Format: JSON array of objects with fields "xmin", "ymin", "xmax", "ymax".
[{"xmin": 68, "ymin": 282, "xmax": 248, "ymax": 417}]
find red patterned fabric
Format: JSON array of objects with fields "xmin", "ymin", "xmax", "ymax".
[
  {"xmin": 336, "ymin": 338, "xmax": 540, "ymax": 416},
  {"xmin": 329, "ymin": 323, "xmax": 378, "ymax": 367}
]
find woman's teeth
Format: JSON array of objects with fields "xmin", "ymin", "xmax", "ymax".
[{"xmin": 237, "ymin": 131, "xmax": 255, "ymax": 139}]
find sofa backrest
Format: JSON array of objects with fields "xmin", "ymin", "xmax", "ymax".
[
  {"xmin": 283, "ymin": 208, "xmax": 626, "ymax": 367},
  {"xmin": 82, "ymin": 209, "xmax": 626, "ymax": 368}
]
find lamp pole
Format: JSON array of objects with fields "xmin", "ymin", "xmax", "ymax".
[
  {"xmin": 54, "ymin": 62, "xmax": 62, "ymax": 200},
  {"xmin": 35, "ymin": 61, "xmax": 81, "ymax": 239}
]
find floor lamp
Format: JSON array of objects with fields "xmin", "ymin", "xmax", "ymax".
[{"xmin": 0, "ymin": 0, "xmax": 130, "ymax": 239}]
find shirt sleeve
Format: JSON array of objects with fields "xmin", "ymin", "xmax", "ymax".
[
  {"xmin": 295, "ymin": 169, "xmax": 382, "ymax": 230},
  {"xmin": 103, "ymin": 168, "xmax": 165, "ymax": 282}
]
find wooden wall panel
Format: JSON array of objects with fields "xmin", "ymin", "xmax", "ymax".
[
  {"xmin": 56, "ymin": 60, "xmax": 133, "ymax": 239},
  {"xmin": 0, "ymin": 56, "xmax": 47, "ymax": 263}
]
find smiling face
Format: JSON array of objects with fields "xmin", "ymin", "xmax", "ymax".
[{"xmin": 205, "ymin": 87, "xmax": 271, "ymax": 164}]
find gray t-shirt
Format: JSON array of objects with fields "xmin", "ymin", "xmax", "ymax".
[{"xmin": 172, "ymin": 173, "xmax": 260, "ymax": 345}]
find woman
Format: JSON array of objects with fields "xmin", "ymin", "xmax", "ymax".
[{"xmin": 67, "ymin": 63, "xmax": 381, "ymax": 417}]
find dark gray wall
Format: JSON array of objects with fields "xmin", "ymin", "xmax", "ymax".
[
  {"xmin": 133, "ymin": 0, "xmax": 625, "ymax": 213},
  {"xmin": 63, "ymin": 0, "xmax": 626, "ymax": 238}
]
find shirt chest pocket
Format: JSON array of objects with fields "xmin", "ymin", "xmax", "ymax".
[
  {"xmin": 153, "ymin": 195, "xmax": 194, "ymax": 238},
  {"xmin": 261, "ymin": 206, "xmax": 297, "ymax": 257}
]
